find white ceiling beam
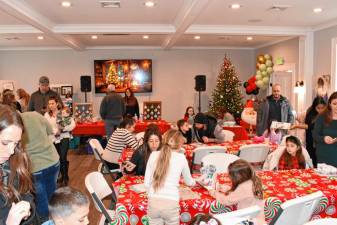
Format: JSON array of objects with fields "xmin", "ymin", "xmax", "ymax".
[
  {"xmin": 53, "ymin": 24, "xmax": 176, "ymax": 34},
  {"xmin": 186, "ymin": 25, "xmax": 311, "ymax": 36},
  {"xmin": 162, "ymin": 0, "xmax": 214, "ymax": 49},
  {"xmin": 0, "ymin": 0, "xmax": 84, "ymax": 50},
  {"xmin": 0, "ymin": 25, "xmax": 41, "ymax": 33}
]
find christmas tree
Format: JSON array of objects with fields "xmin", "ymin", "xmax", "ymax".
[
  {"xmin": 107, "ymin": 62, "xmax": 119, "ymax": 84},
  {"xmin": 210, "ymin": 57, "xmax": 244, "ymax": 119}
]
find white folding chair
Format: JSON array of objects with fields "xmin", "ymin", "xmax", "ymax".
[
  {"xmin": 238, "ymin": 144, "xmax": 270, "ymax": 168},
  {"xmin": 222, "ymin": 130, "xmax": 235, "ymax": 142},
  {"xmin": 269, "ymin": 191, "xmax": 324, "ymax": 225},
  {"xmin": 135, "ymin": 132, "xmax": 145, "ymax": 141},
  {"xmin": 214, "ymin": 205, "xmax": 261, "ymax": 225},
  {"xmin": 85, "ymin": 171, "xmax": 117, "ymax": 225},
  {"xmin": 89, "ymin": 139, "xmax": 104, "ymax": 161},
  {"xmin": 304, "ymin": 218, "xmax": 337, "ymax": 225},
  {"xmin": 89, "ymin": 139, "xmax": 121, "ymax": 177},
  {"xmin": 192, "ymin": 146, "xmax": 227, "ymax": 172},
  {"xmin": 201, "ymin": 153, "xmax": 239, "ymax": 173}
]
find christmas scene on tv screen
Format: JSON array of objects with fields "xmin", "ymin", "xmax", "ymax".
[{"xmin": 94, "ymin": 59, "xmax": 152, "ymax": 93}]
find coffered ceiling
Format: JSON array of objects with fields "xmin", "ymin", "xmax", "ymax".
[{"xmin": 0, "ymin": 0, "xmax": 336, "ymax": 50}]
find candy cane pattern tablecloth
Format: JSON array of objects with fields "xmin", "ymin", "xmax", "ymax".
[{"xmin": 112, "ymin": 169, "xmax": 337, "ymax": 225}]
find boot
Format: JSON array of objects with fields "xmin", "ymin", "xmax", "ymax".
[
  {"xmin": 62, "ymin": 161, "xmax": 69, "ymax": 186},
  {"xmin": 57, "ymin": 163, "xmax": 64, "ymax": 185}
]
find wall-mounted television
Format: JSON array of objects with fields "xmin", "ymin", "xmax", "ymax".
[{"xmin": 94, "ymin": 59, "xmax": 152, "ymax": 93}]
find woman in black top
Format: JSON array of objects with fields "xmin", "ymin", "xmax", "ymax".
[
  {"xmin": 124, "ymin": 124, "xmax": 162, "ymax": 175},
  {"xmin": 292, "ymin": 97, "xmax": 327, "ymax": 167},
  {"xmin": 177, "ymin": 119, "xmax": 193, "ymax": 144},
  {"xmin": 124, "ymin": 88, "xmax": 140, "ymax": 119}
]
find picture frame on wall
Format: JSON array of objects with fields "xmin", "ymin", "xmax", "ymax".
[
  {"xmin": 50, "ymin": 86, "xmax": 62, "ymax": 96},
  {"xmin": 2, "ymin": 81, "xmax": 14, "ymax": 91},
  {"xmin": 61, "ymin": 85, "xmax": 73, "ymax": 96}
]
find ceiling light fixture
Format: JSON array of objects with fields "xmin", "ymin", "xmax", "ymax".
[
  {"xmin": 144, "ymin": 1, "xmax": 155, "ymax": 7},
  {"xmin": 313, "ymin": 8, "xmax": 323, "ymax": 13},
  {"xmin": 61, "ymin": 1, "xmax": 72, "ymax": 7},
  {"xmin": 91, "ymin": 35, "xmax": 98, "ymax": 39},
  {"xmin": 247, "ymin": 36, "xmax": 253, "ymax": 41},
  {"xmin": 230, "ymin": 4, "xmax": 241, "ymax": 9},
  {"xmin": 37, "ymin": 36, "xmax": 44, "ymax": 40},
  {"xmin": 143, "ymin": 35, "xmax": 149, "ymax": 39},
  {"xmin": 194, "ymin": 36, "xmax": 200, "ymax": 40}
]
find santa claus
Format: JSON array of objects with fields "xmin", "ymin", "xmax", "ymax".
[{"xmin": 241, "ymin": 99, "xmax": 257, "ymax": 126}]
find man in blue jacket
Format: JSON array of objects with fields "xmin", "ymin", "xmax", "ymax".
[{"xmin": 256, "ymin": 83, "xmax": 294, "ymax": 136}]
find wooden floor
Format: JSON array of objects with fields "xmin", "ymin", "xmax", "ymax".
[{"xmin": 68, "ymin": 149, "xmax": 113, "ymax": 224}]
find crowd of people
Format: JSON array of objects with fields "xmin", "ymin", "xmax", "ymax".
[{"xmin": 0, "ymin": 75, "xmax": 337, "ymax": 225}]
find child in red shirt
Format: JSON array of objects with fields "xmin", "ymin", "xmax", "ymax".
[{"xmin": 278, "ymin": 136, "xmax": 306, "ymax": 170}]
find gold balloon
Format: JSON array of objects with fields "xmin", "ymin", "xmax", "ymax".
[
  {"xmin": 256, "ymin": 63, "xmax": 260, "ymax": 70},
  {"xmin": 258, "ymin": 55, "xmax": 265, "ymax": 64}
]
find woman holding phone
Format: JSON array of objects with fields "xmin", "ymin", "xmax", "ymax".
[
  {"xmin": 124, "ymin": 124, "xmax": 162, "ymax": 175},
  {"xmin": 313, "ymin": 92, "xmax": 337, "ymax": 166}
]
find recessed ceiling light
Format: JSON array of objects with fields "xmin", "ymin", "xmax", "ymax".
[
  {"xmin": 194, "ymin": 36, "xmax": 200, "ymax": 40},
  {"xmin": 313, "ymin": 8, "xmax": 323, "ymax": 13},
  {"xmin": 144, "ymin": 1, "xmax": 155, "ymax": 7},
  {"xmin": 91, "ymin": 35, "xmax": 98, "ymax": 39},
  {"xmin": 247, "ymin": 36, "xmax": 253, "ymax": 41},
  {"xmin": 61, "ymin": 1, "xmax": 72, "ymax": 7},
  {"xmin": 143, "ymin": 35, "xmax": 149, "ymax": 39},
  {"xmin": 37, "ymin": 36, "xmax": 44, "ymax": 40},
  {"xmin": 230, "ymin": 4, "xmax": 241, "ymax": 9}
]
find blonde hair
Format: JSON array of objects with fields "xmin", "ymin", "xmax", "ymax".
[{"xmin": 152, "ymin": 129, "xmax": 185, "ymax": 191}]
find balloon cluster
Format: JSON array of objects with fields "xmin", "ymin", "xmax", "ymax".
[{"xmin": 243, "ymin": 54, "xmax": 274, "ymax": 95}]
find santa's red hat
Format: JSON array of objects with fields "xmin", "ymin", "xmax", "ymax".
[{"xmin": 245, "ymin": 100, "xmax": 254, "ymax": 108}]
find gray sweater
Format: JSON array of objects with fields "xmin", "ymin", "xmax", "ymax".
[{"xmin": 99, "ymin": 92, "xmax": 126, "ymax": 120}]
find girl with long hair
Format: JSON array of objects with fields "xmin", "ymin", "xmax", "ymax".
[
  {"xmin": 278, "ymin": 136, "xmax": 306, "ymax": 170},
  {"xmin": 145, "ymin": 129, "xmax": 195, "ymax": 225},
  {"xmin": 44, "ymin": 96, "xmax": 61, "ymax": 144},
  {"xmin": 184, "ymin": 106, "xmax": 195, "ymax": 125},
  {"xmin": 16, "ymin": 89, "xmax": 30, "ymax": 112},
  {"xmin": 124, "ymin": 88, "xmax": 140, "ymax": 119},
  {"xmin": 124, "ymin": 124, "xmax": 162, "ymax": 175},
  {"xmin": 209, "ymin": 159, "xmax": 265, "ymax": 225},
  {"xmin": 313, "ymin": 91, "xmax": 337, "ymax": 166},
  {"xmin": 0, "ymin": 104, "xmax": 34, "ymax": 225}
]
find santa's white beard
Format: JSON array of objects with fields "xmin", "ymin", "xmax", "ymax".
[{"xmin": 241, "ymin": 108, "xmax": 257, "ymax": 125}]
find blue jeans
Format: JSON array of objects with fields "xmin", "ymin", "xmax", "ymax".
[{"xmin": 32, "ymin": 161, "xmax": 60, "ymax": 221}]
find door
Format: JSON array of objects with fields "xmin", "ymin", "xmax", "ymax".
[{"xmin": 270, "ymin": 71, "xmax": 295, "ymax": 109}]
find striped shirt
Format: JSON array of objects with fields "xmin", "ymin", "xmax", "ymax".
[{"xmin": 104, "ymin": 128, "xmax": 139, "ymax": 163}]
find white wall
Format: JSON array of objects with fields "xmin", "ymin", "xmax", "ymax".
[
  {"xmin": 314, "ymin": 25, "xmax": 337, "ymax": 92},
  {"xmin": 0, "ymin": 48, "xmax": 255, "ymax": 121}
]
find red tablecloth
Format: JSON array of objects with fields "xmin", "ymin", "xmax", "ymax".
[
  {"xmin": 119, "ymin": 140, "xmax": 278, "ymax": 166},
  {"xmin": 111, "ymin": 170, "xmax": 337, "ymax": 225},
  {"xmin": 134, "ymin": 120, "xmax": 171, "ymax": 134},
  {"xmin": 72, "ymin": 121, "xmax": 105, "ymax": 136},
  {"xmin": 72, "ymin": 120, "xmax": 171, "ymax": 136},
  {"xmin": 223, "ymin": 126, "xmax": 249, "ymax": 141}
]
